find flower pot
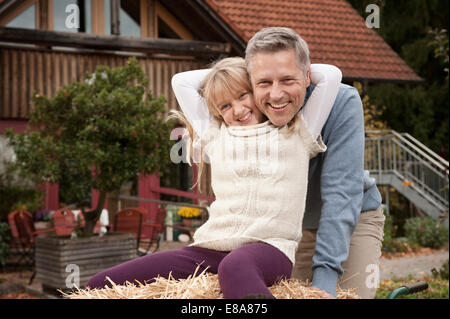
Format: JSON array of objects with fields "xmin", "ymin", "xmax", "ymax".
[
  {"xmin": 182, "ymin": 219, "xmax": 203, "ymax": 228},
  {"xmin": 182, "ymin": 219, "xmax": 193, "ymax": 227},
  {"xmin": 34, "ymin": 221, "xmax": 53, "ymax": 231},
  {"xmin": 35, "ymin": 232, "xmax": 137, "ymax": 293}
]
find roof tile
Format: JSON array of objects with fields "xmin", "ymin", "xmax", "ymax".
[{"xmin": 206, "ymin": 0, "xmax": 422, "ymax": 82}]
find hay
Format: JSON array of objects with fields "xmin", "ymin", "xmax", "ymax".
[{"xmin": 62, "ymin": 266, "xmax": 360, "ymax": 299}]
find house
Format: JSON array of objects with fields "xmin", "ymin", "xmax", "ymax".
[{"xmin": 0, "ymin": 0, "xmax": 422, "ymax": 224}]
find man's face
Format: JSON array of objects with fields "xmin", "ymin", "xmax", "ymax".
[{"xmin": 249, "ymin": 49, "xmax": 311, "ymax": 126}]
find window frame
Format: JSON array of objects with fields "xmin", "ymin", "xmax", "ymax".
[{"xmin": 0, "ymin": 0, "xmax": 39, "ymax": 29}]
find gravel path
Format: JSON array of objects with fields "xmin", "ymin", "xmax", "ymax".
[{"xmin": 380, "ymin": 251, "xmax": 449, "ymax": 281}]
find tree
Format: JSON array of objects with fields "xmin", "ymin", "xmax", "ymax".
[
  {"xmin": 353, "ymin": 81, "xmax": 389, "ymax": 131},
  {"xmin": 5, "ymin": 57, "xmax": 173, "ymax": 235},
  {"xmin": 348, "ymin": 0, "xmax": 449, "ymax": 158}
]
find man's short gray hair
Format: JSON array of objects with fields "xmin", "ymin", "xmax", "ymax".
[{"xmin": 245, "ymin": 27, "xmax": 310, "ymax": 75}]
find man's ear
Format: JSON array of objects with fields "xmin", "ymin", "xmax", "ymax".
[{"xmin": 305, "ymin": 66, "xmax": 311, "ymax": 86}]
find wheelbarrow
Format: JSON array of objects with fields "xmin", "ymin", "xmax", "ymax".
[{"xmin": 386, "ymin": 281, "xmax": 429, "ymax": 299}]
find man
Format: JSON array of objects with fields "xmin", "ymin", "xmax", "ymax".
[{"xmin": 245, "ymin": 27, "xmax": 385, "ymax": 298}]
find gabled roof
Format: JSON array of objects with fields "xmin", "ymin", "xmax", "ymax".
[
  {"xmin": 0, "ymin": 0, "xmax": 422, "ymax": 83},
  {"xmin": 203, "ymin": 0, "xmax": 422, "ymax": 83}
]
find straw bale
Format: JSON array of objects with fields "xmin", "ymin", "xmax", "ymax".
[{"xmin": 62, "ymin": 267, "xmax": 360, "ymax": 299}]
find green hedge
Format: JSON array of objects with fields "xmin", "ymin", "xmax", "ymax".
[
  {"xmin": 0, "ymin": 222, "xmax": 10, "ymax": 267},
  {"xmin": 0, "ymin": 185, "xmax": 43, "ymax": 221},
  {"xmin": 404, "ymin": 217, "xmax": 449, "ymax": 249}
]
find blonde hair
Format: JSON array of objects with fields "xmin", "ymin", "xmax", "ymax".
[
  {"xmin": 167, "ymin": 109, "xmax": 204, "ymax": 189},
  {"xmin": 168, "ymin": 57, "xmax": 252, "ymax": 191},
  {"xmin": 199, "ymin": 57, "xmax": 252, "ymax": 118}
]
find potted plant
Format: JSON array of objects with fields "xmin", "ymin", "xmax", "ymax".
[
  {"xmin": 5, "ymin": 58, "xmax": 173, "ymax": 292},
  {"xmin": 177, "ymin": 207, "xmax": 203, "ymax": 228}
]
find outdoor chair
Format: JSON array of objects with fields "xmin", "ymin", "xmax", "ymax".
[
  {"xmin": 7, "ymin": 210, "xmax": 55, "ymax": 284},
  {"xmin": 52, "ymin": 209, "xmax": 102, "ymax": 236},
  {"xmin": 52, "ymin": 209, "xmax": 77, "ymax": 236},
  {"xmin": 113, "ymin": 207, "xmax": 145, "ymax": 254},
  {"xmin": 140, "ymin": 206, "xmax": 167, "ymax": 254},
  {"xmin": 113, "ymin": 206, "xmax": 166, "ymax": 256}
]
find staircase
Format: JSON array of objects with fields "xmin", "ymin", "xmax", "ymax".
[{"xmin": 365, "ymin": 130, "xmax": 449, "ymax": 224}]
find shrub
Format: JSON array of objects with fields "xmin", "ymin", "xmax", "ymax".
[
  {"xmin": 432, "ymin": 259, "xmax": 449, "ymax": 280},
  {"xmin": 0, "ymin": 162, "xmax": 44, "ymax": 220},
  {"xmin": 382, "ymin": 214, "xmax": 410, "ymax": 253},
  {"xmin": 404, "ymin": 217, "xmax": 449, "ymax": 249},
  {"xmin": 383, "ymin": 214, "xmax": 395, "ymax": 242},
  {"xmin": 0, "ymin": 185, "xmax": 44, "ymax": 221},
  {"xmin": 0, "ymin": 222, "xmax": 10, "ymax": 267}
]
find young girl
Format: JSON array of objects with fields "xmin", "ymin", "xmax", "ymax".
[{"xmin": 87, "ymin": 57, "xmax": 342, "ymax": 299}]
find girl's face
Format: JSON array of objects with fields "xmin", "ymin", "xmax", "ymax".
[{"xmin": 215, "ymin": 90, "xmax": 265, "ymax": 126}]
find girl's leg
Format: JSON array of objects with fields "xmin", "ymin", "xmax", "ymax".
[
  {"xmin": 218, "ymin": 242, "xmax": 292, "ymax": 299},
  {"xmin": 87, "ymin": 246, "xmax": 227, "ymax": 289}
]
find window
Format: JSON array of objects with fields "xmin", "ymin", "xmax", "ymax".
[
  {"xmin": 5, "ymin": 3, "xmax": 36, "ymax": 29},
  {"xmin": 104, "ymin": 0, "xmax": 111, "ymax": 35},
  {"xmin": 101, "ymin": 0, "xmax": 192, "ymax": 39},
  {"xmin": 120, "ymin": 0, "xmax": 141, "ymax": 37},
  {"xmin": 53, "ymin": 0, "xmax": 92, "ymax": 33},
  {"xmin": 104, "ymin": 0, "xmax": 141, "ymax": 37}
]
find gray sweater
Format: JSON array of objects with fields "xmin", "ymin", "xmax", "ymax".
[{"xmin": 302, "ymin": 83, "xmax": 382, "ymax": 296}]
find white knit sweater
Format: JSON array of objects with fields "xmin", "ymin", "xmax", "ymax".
[{"xmin": 190, "ymin": 114, "xmax": 326, "ymax": 263}]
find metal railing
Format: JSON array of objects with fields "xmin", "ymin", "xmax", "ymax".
[
  {"xmin": 112, "ymin": 194, "xmax": 209, "ymax": 212},
  {"xmin": 365, "ymin": 130, "xmax": 449, "ymax": 216}
]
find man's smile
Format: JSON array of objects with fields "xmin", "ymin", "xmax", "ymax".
[{"xmin": 266, "ymin": 101, "xmax": 290, "ymax": 111}]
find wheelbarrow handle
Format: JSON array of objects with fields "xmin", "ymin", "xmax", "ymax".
[
  {"xmin": 387, "ymin": 281, "xmax": 429, "ymax": 299},
  {"xmin": 403, "ymin": 281, "xmax": 429, "ymax": 294}
]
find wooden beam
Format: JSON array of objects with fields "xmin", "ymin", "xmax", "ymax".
[
  {"xmin": 0, "ymin": 26, "xmax": 231, "ymax": 56},
  {"xmin": 91, "ymin": 0, "xmax": 105, "ymax": 35},
  {"xmin": 141, "ymin": 0, "xmax": 155, "ymax": 38},
  {"xmin": 37, "ymin": 0, "xmax": 47, "ymax": 29},
  {"xmin": 155, "ymin": 1, "xmax": 193, "ymax": 40}
]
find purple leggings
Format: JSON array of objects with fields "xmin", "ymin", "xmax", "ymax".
[{"xmin": 87, "ymin": 242, "xmax": 292, "ymax": 299}]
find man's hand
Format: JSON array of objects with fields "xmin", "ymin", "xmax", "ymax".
[{"xmin": 307, "ymin": 286, "xmax": 336, "ymax": 299}]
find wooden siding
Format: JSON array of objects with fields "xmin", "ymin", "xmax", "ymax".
[
  {"xmin": 0, "ymin": 46, "xmax": 206, "ymax": 119},
  {"xmin": 0, "ymin": 45, "xmax": 214, "ymax": 198}
]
